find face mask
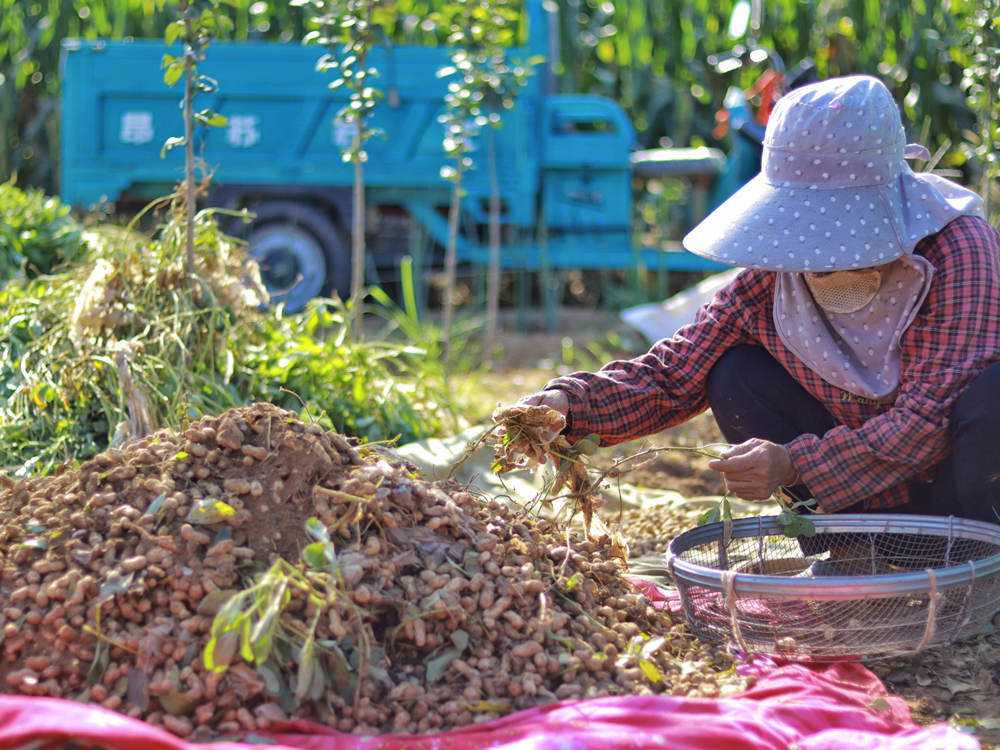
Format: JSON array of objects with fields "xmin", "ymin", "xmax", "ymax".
[{"xmin": 804, "ymin": 268, "xmax": 883, "ymax": 314}]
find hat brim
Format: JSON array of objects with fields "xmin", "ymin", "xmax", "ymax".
[{"xmin": 682, "ymin": 169, "xmax": 981, "ymax": 272}]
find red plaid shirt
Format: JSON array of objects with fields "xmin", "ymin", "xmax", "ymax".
[{"xmin": 546, "ymin": 215, "xmax": 1000, "ymax": 512}]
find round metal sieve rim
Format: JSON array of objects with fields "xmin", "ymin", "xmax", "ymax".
[{"xmin": 665, "ymin": 514, "xmax": 1000, "ymax": 600}]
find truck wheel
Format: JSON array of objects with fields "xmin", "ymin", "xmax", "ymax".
[{"xmin": 243, "ymin": 201, "xmax": 349, "ymax": 313}]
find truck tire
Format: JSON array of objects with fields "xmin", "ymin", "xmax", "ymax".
[{"xmin": 242, "ymin": 201, "xmax": 349, "ymax": 313}]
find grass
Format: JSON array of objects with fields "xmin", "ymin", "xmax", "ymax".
[{"xmin": 0, "ymin": 200, "xmax": 476, "ymax": 475}]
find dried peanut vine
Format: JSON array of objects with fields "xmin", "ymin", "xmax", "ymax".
[{"xmin": 485, "ymin": 404, "xmax": 815, "ymax": 539}]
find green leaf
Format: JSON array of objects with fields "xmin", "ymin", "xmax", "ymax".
[
  {"xmin": 98, "ymin": 571, "xmax": 136, "ymax": 603},
  {"xmin": 160, "ymin": 136, "xmax": 186, "ymax": 158},
  {"xmin": 638, "ymin": 658, "xmax": 663, "ymax": 683},
  {"xmin": 574, "ymin": 434, "xmax": 600, "ymax": 455},
  {"xmin": 239, "ymin": 616, "xmax": 255, "ymax": 663},
  {"xmin": 424, "ymin": 648, "xmax": 461, "ymax": 683},
  {"xmin": 196, "ymin": 589, "xmax": 236, "ymax": 617},
  {"xmin": 162, "ymin": 62, "xmax": 184, "ymax": 88},
  {"xmin": 257, "ymin": 663, "xmax": 283, "ymax": 696},
  {"xmin": 204, "ymin": 630, "xmax": 239, "ymax": 673},
  {"xmin": 164, "ymin": 23, "xmax": 183, "ymax": 47},
  {"xmin": 419, "ymin": 590, "xmax": 442, "ymax": 610},
  {"xmin": 302, "ymin": 541, "xmax": 329, "ymax": 570},
  {"xmin": 294, "ymin": 640, "xmax": 316, "ymax": 700},
  {"xmin": 144, "ymin": 493, "xmax": 167, "ymax": 516},
  {"xmin": 211, "ymin": 594, "xmax": 247, "ymax": 632},
  {"xmin": 185, "ymin": 497, "xmax": 236, "ymax": 525},
  {"xmin": 450, "ymin": 629, "xmax": 470, "ymax": 652},
  {"xmin": 306, "ymin": 517, "xmax": 331, "ymax": 543},
  {"xmin": 86, "ymin": 641, "xmax": 109, "ymax": 686},
  {"xmin": 697, "ymin": 505, "xmax": 721, "ymax": 526},
  {"xmin": 781, "ymin": 512, "xmax": 817, "ymax": 538},
  {"xmin": 325, "ymin": 645, "xmax": 356, "ymax": 701},
  {"xmin": 250, "ymin": 610, "xmax": 277, "ymax": 664},
  {"xmin": 797, "ymin": 517, "xmax": 817, "ymax": 537},
  {"xmin": 640, "ymin": 636, "xmax": 666, "ymax": 660},
  {"xmin": 159, "ymin": 692, "xmax": 198, "ymax": 716},
  {"xmin": 721, "ymin": 497, "xmax": 732, "ymax": 519}
]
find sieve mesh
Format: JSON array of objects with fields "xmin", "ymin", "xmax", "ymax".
[{"xmin": 665, "ymin": 514, "xmax": 1000, "ymax": 661}]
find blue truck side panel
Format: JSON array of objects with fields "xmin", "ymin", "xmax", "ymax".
[
  {"xmin": 60, "ymin": 38, "xmax": 541, "ymax": 230},
  {"xmin": 58, "ymin": 7, "xmax": 727, "ymax": 286}
]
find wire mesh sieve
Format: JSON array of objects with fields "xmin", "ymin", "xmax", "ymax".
[{"xmin": 665, "ymin": 514, "xmax": 1000, "ymax": 661}]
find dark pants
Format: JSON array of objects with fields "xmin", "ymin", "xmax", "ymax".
[{"xmin": 705, "ymin": 345, "xmax": 1000, "ymax": 525}]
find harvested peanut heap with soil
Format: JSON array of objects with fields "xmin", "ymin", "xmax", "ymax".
[{"xmin": 0, "ymin": 402, "xmax": 749, "ymax": 740}]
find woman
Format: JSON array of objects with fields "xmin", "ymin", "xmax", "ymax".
[{"xmin": 514, "ymin": 75, "xmax": 1000, "ymax": 526}]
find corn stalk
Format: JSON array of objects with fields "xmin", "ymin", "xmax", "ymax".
[{"xmin": 957, "ymin": 0, "xmax": 1000, "ymax": 224}]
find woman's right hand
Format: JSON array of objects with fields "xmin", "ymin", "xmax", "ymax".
[
  {"xmin": 516, "ymin": 389, "xmax": 569, "ymax": 419},
  {"xmin": 491, "ymin": 389, "xmax": 572, "ymax": 469}
]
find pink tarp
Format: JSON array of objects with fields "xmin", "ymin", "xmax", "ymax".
[
  {"xmin": 0, "ymin": 580, "xmax": 979, "ymax": 749},
  {"xmin": 0, "ymin": 660, "xmax": 979, "ymax": 750}
]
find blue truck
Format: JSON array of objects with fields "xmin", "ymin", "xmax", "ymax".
[{"xmin": 59, "ymin": 1, "xmax": 724, "ymax": 311}]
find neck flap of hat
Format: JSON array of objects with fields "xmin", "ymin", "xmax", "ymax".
[{"xmin": 774, "ymin": 255, "xmax": 934, "ymax": 399}]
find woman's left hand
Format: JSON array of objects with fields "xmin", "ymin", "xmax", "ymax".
[{"xmin": 707, "ymin": 438, "xmax": 799, "ymax": 501}]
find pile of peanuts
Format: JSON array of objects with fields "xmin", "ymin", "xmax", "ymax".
[{"xmin": 0, "ymin": 402, "xmax": 750, "ymax": 740}]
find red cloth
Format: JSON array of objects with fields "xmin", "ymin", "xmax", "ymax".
[
  {"xmin": 5, "ymin": 580, "xmax": 968, "ymax": 749},
  {"xmin": 0, "ymin": 660, "xmax": 979, "ymax": 750}
]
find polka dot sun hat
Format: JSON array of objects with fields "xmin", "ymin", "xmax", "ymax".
[{"xmin": 682, "ymin": 75, "xmax": 983, "ymax": 272}]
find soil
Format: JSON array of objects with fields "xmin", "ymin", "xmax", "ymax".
[{"xmin": 489, "ymin": 307, "xmax": 1000, "ymax": 748}]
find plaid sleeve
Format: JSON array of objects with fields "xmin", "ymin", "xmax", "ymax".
[
  {"xmin": 787, "ymin": 216, "xmax": 1000, "ymax": 512},
  {"xmin": 545, "ymin": 270, "xmax": 772, "ymax": 444}
]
